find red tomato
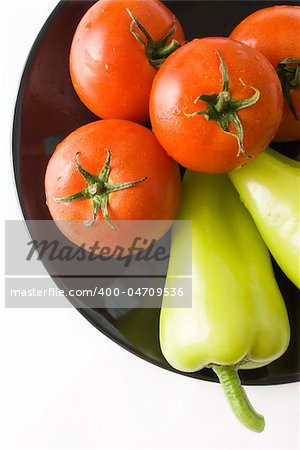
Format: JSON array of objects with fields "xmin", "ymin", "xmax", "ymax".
[
  {"xmin": 69, "ymin": 0, "xmax": 185, "ymax": 124},
  {"xmin": 230, "ymin": 5, "xmax": 300, "ymax": 142},
  {"xmin": 44, "ymin": 119, "xmax": 181, "ymax": 252},
  {"xmin": 150, "ymin": 37, "xmax": 283, "ymax": 173}
]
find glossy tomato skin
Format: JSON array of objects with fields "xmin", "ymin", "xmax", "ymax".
[
  {"xmin": 69, "ymin": 0, "xmax": 185, "ymax": 124},
  {"xmin": 150, "ymin": 37, "xmax": 283, "ymax": 173},
  {"xmin": 44, "ymin": 120, "xmax": 181, "ymax": 250},
  {"xmin": 230, "ymin": 5, "xmax": 300, "ymax": 142},
  {"xmin": 45, "ymin": 119, "xmax": 181, "ymax": 221}
]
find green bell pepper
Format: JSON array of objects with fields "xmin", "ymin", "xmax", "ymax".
[
  {"xmin": 160, "ymin": 172, "xmax": 290, "ymax": 432},
  {"xmin": 229, "ymin": 147, "xmax": 300, "ymax": 289}
]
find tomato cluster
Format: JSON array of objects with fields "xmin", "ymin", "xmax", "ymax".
[
  {"xmin": 230, "ymin": 5, "xmax": 300, "ymax": 142},
  {"xmin": 45, "ymin": 1, "xmax": 300, "ymax": 244}
]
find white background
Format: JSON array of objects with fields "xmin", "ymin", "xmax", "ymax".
[{"xmin": 1, "ymin": 1, "xmax": 299, "ymax": 449}]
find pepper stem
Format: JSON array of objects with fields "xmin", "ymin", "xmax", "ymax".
[
  {"xmin": 212, "ymin": 364, "xmax": 265, "ymax": 433},
  {"xmin": 126, "ymin": 8, "xmax": 182, "ymax": 69}
]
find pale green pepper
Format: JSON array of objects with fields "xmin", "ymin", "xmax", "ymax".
[
  {"xmin": 229, "ymin": 147, "xmax": 300, "ymax": 288},
  {"xmin": 160, "ymin": 172, "xmax": 290, "ymax": 432}
]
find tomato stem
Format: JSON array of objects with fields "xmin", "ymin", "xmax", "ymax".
[
  {"xmin": 54, "ymin": 149, "xmax": 147, "ymax": 229},
  {"xmin": 155, "ymin": 39, "xmax": 182, "ymax": 59},
  {"xmin": 184, "ymin": 51, "xmax": 260, "ymax": 157},
  {"xmin": 214, "ymin": 91, "xmax": 231, "ymax": 113},
  {"xmin": 126, "ymin": 8, "xmax": 183, "ymax": 69},
  {"xmin": 276, "ymin": 58, "xmax": 300, "ymax": 120},
  {"xmin": 212, "ymin": 364, "xmax": 265, "ymax": 433}
]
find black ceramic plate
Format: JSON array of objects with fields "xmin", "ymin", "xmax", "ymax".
[{"xmin": 13, "ymin": 0, "xmax": 300, "ymax": 385}]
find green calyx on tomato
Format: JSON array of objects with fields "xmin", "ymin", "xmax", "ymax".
[
  {"xmin": 126, "ymin": 8, "xmax": 182, "ymax": 69},
  {"xmin": 184, "ymin": 51, "xmax": 260, "ymax": 157},
  {"xmin": 54, "ymin": 148, "xmax": 147, "ymax": 229},
  {"xmin": 276, "ymin": 58, "xmax": 300, "ymax": 120}
]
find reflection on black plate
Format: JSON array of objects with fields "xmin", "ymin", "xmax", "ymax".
[{"xmin": 13, "ymin": 0, "xmax": 299, "ymax": 385}]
